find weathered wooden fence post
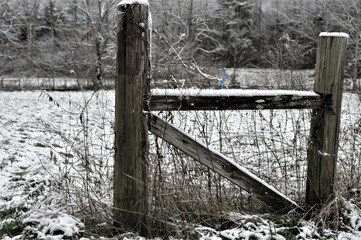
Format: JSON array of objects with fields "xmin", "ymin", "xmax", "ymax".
[
  {"xmin": 306, "ymin": 33, "xmax": 348, "ymax": 207},
  {"xmin": 114, "ymin": 0, "xmax": 150, "ymax": 235}
]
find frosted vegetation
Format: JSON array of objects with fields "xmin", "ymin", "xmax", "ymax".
[
  {"xmin": 2, "ymin": 0, "xmax": 361, "ymax": 239},
  {"xmin": 2, "ymin": 87, "xmax": 361, "ymax": 238}
]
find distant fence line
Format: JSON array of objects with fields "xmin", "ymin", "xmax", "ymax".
[
  {"xmin": 0, "ymin": 77, "xmax": 115, "ymax": 91},
  {"xmin": 1, "ymin": 75, "xmax": 359, "ymax": 92},
  {"xmin": 0, "ymin": 71, "xmax": 361, "ymax": 91}
]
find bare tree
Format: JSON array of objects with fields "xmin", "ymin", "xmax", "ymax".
[
  {"xmin": 150, "ymin": 0, "xmax": 219, "ymax": 83},
  {"xmin": 327, "ymin": 0, "xmax": 361, "ymax": 90},
  {"xmin": 75, "ymin": 0, "xmax": 117, "ymax": 89},
  {"xmin": 195, "ymin": 0, "xmax": 256, "ymax": 69},
  {"xmin": 0, "ymin": 1, "xmax": 22, "ymax": 75}
]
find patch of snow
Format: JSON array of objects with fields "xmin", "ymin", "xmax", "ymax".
[
  {"xmin": 297, "ymin": 223, "xmax": 320, "ymax": 239},
  {"xmin": 338, "ymin": 232, "xmax": 361, "ymax": 240},
  {"xmin": 196, "ymin": 226, "xmax": 222, "ymax": 240},
  {"xmin": 1, "ymin": 198, "xmax": 86, "ymax": 239},
  {"xmin": 196, "ymin": 214, "xmax": 326, "ymax": 240}
]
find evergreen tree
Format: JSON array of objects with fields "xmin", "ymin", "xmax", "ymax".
[
  {"xmin": 217, "ymin": 0, "xmax": 256, "ymax": 67},
  {"xmin": 195, "ymin": 0, "xmax": 256, "ymax": 68}
]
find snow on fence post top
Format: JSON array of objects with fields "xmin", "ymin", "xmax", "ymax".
[
  {"xmin": 319, "ymin": 32, "xmax": 349, "ymax": 38},
  {"xmin": 118, "ymin": 0, "xmax": 149, "ymax": 7}
]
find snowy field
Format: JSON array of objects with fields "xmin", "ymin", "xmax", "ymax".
[
  {"xmin": 1, "ymin": 90, "xmax": 361, "ymax": 239},
  {"xmin": 0, "ymin": 91, "xmax": 115, "ymax": 239}
]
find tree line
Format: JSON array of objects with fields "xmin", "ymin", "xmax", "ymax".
[{"xmin": 0, "ymin": 0, "xmax": 360, "ymax": 89}]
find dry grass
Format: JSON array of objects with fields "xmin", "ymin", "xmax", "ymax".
[{"xmin": 2, "ymin": 67, "xmax": 361, "ymax": 238}]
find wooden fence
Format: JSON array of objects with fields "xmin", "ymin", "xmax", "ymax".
[
  {"xmin": 0, "ymin": 77, "xmax": 115, "ymax": 91},
  {"xmin": 114, "ymin": 2, "xmax": 348, "ymax": 235}
]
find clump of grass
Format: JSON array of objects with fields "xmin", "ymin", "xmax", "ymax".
[{"xmin": 0, "ymin": 218, "xmax": 23, "ymax": 238}]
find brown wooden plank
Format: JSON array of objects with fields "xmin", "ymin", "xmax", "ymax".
[
  {"xmin": 148, "ymin": 89, "xmax": 324, "ymax": 111},
  {"xmin": 148, "ymin": 112, "xmax": 302, "ymax": 213}
]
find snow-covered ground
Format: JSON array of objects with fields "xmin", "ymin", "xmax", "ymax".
[
  {"xmin": 1, "ymin": 90, "xmax": 361, "ymax": 239},
  {"xmin": 0, "ymin": 91, "xmax": 114, "ymax": 239}
]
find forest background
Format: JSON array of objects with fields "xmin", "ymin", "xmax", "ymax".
[{"xmin": 1, "ymin": 0, "xmax": 360, "ymax": 89}]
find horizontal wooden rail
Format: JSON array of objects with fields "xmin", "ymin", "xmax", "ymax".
[
  {"xmin": 148, "ymin": 112, "xmax": 302, "ymax": 213},
  {"xmin": 148, "ymin": 89, "xmax": 325, "ymax": 111}
]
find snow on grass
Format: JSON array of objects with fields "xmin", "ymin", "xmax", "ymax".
[
  {"xmin": 1, "ymin": 90, "xmax": 361, "ymax": 238},
  {"xmin": 195, "ymin": 213, "xmax": 338, "ymax": 240},
  {"xmin": 21, "ymin": 207, "xmax": 84, "ymax": 239},
  {"xmin": 0, "ymin": 90, "xmax": 114, "ymax": 239}
]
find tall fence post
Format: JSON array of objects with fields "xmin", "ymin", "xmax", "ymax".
[
  {"xmin": 114, "ymin": 1, "xmax": 150, "ymax": 235},
  {"xmin": 306, "ymin": 33, "xmax": 348, "ymax": 207}
]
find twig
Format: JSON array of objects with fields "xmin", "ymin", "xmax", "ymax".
[{"xmin": 153, "ymin": 28, "xmax": 218, "ymax": 81}]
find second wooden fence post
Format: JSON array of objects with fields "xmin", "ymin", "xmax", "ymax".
[
  {"xmin": 114, "ymin": 1, "xmax": 150, "ymax": 235},
  {"xmin": 306, "ymin": 33, "xmax": 348, "ymax": 207}
]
